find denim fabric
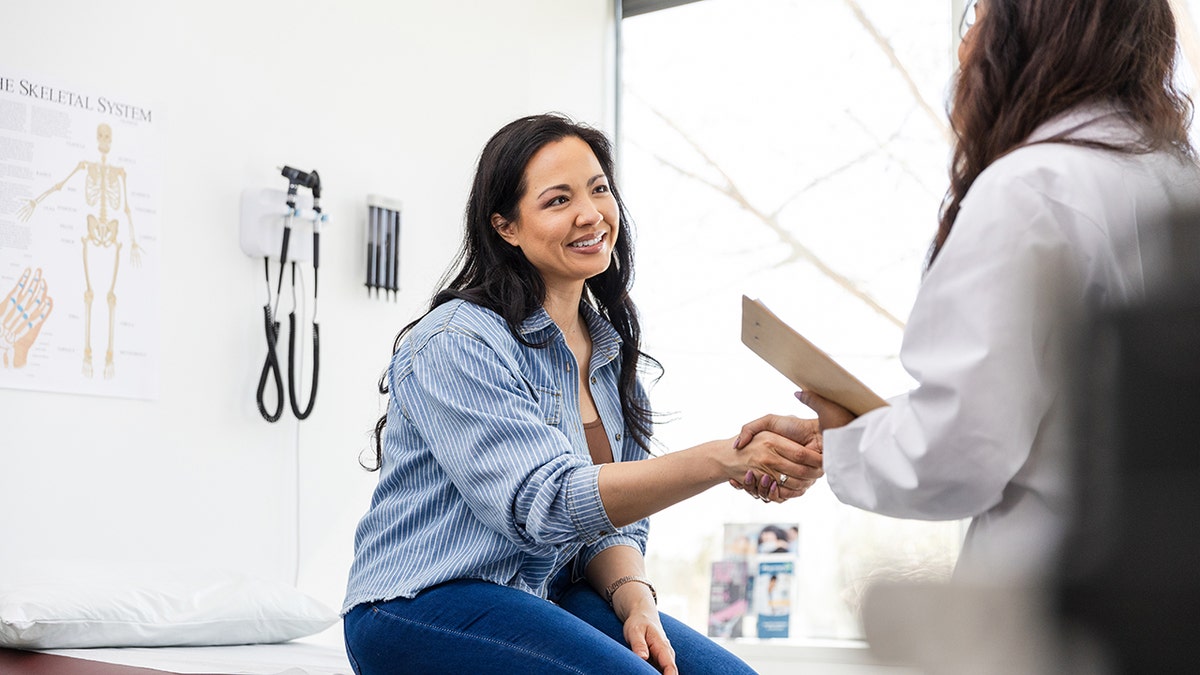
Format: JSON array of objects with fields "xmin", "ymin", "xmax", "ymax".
[
  {"xmin": 343, "ymin": 579, "xmax": 757, "ymax": 675},
  {"xmin": 344, "ymin": 300, "xmax": 651, "ymax": 614}
]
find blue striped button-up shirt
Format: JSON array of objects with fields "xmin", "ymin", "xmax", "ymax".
[{"xmin": 342, "ymin": 299, "xmax": 651, "ymax": 614}]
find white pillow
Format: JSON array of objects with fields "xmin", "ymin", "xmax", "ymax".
[{"xmin": 0, "ymin": 561, "xmax": 339, "ymax": 649}]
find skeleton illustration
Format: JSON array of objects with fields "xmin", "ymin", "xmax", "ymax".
[{"xmin": 17, "ymin": 123, "xmax": 144, "ymax": 378}]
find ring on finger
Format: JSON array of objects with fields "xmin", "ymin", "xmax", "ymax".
[{"xmin": 779, "ymin": 474, "xmax": 788, "ymax": 484}]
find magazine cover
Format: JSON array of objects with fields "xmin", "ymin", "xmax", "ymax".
[
  {"xmin": 754, "ymin": 559, "xmax": 794, "ymax": 638},
  {"xmin": 722, "ymin": 522, "xmax": 799, "ymax": 558},
  {"xmin": 708, "ymin": 560, "xmax": 750, "ymax": 638}
]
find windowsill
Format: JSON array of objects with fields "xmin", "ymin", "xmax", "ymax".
[{"xmin": 713, "ymin": 638, "xmax": 919, "ymax": 670}]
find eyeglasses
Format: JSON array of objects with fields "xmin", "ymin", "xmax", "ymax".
[{"xmin": 959, "ymin": 0, "xmax": 979, "ymax": 40}]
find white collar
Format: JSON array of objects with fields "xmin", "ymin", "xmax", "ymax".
[{"xmin": 1025, "ymin": 101, "xmax": 1138, "ymax": 145}]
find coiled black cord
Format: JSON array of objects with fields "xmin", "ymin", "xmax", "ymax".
[{"xmin": 257, "ymin": 302, "xmax": 284, "ymax": 422}]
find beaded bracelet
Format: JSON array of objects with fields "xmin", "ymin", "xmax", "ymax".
[{"xmin": 604, "ymin": 575, "xmax": 657, "ymax": 605}]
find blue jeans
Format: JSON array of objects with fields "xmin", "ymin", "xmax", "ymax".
[{"xmin": 343, "ymin": 578, "xmax": 757, "ymax": 674}]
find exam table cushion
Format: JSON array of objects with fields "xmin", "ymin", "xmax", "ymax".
[{"xmin": 0, "ymin": 561, "xmax": 337, "ymax": 649}]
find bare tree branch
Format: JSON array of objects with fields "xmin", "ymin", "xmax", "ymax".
[
  {"xmin": 843, "ymin": 0, "xmax": 951, "ymax": 142},
  {"xmin": 844, "ymin": 108, "xmax": 942, "ymax": 196},
  {"xmin": 640, "ymin": 98, "xmax": 754, "ymax": 208},
  {"xmin": 768, "ymin": 145, "xmax": 879, "ymax": 220},
  {"xmin": 634, "ymin": 102, "xmax": 907, "ymax": 329}
]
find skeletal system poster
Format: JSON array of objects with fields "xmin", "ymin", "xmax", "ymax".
[{"xmin": 0, "ymin": 70, "xmax": 161, "ymax": 399}]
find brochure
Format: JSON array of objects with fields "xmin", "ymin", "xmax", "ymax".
[
  {"xmin": 754, "ymin": 559, "xmax": 795, "ymax": 638},
  {"xmin": 722, "ymin": 522, "xmax": 799, "ymax": 558},
  {"xmin": 708, "ymin": 560, "xmax": 750, "ymax": 638}
]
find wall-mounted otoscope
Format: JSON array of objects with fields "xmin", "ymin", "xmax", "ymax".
[{"xmin": 276, "ymin": 165, "xmax": 314, "ymax": 297}]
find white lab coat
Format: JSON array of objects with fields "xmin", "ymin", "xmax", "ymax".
[{"xmin": 824, "ymin": 103, "xmax": 1200, "ymax": 580}]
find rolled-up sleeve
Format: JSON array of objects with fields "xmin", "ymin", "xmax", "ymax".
[
  {"xmin": 572, "ymin": 380, "xmax": 653, "ymax": 576},
  {"xmin": 401, "ymin": 327, "xmax": 617, "ymax": 551},
  {"xmin": 572, "ymin": 528, "xmax": 649, "ymax": 581}
]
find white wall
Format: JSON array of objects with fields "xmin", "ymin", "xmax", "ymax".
[{"xmin": 0, "ymin": 0, "xmax": 613, "ymax": 642}]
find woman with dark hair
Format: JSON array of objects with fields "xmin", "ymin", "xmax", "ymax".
[
  {"xmin": 736, "ymin": 0, "xmax": 1200, "ymax": 579},
  {"xmin": 342, "ymin": 113, "xmax": 821, "ymax": 674}
]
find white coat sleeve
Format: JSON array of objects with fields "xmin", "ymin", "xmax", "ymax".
[{"xmin": 823, "ymin": 172, "xmax": 1084, "ymax": 520}]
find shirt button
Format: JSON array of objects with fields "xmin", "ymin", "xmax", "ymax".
[
  {"xmin": 590, "ymin": 376, "xmax": 597, "ymax": 384},
  {"xmin": 615, "ymin": 433, "xmax": 622, "ymax": 441},
  {"xmin": 599, "ymin": 530, "xmax": 609, "ymax": 536}
]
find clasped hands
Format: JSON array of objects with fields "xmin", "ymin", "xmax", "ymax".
[{"xmin": 728, "ymin": 390, "xmax": 856, "ymax": 504}]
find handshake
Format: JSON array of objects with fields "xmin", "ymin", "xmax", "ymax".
[{"xmin": 725, "ymin": 391, "xmax": 857, "ymax": 504}]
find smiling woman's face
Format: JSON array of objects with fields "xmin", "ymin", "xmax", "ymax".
[{"xmin": 491, "ymin": 136, "xmax": 620, "ymax": 295}]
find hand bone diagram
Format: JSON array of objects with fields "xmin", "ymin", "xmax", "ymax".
[{"xmin": 1, "ymin": 267, "xmax": 54, "ymax": 369}]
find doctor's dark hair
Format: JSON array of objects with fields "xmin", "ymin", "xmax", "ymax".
[
  {"xmin": 366, "ymin": 113, "xmax": 660, "ymax": 470},
  {"xmin": 933, "ymin": 0, "xmax": 1195, "ymax": 266}
]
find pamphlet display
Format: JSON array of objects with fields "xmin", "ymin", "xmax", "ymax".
[{"xmin": 709, "ymin": 522, "xmax": 799, "ymax": 639}]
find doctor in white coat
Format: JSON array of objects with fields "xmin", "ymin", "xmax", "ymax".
[{"xmin": 734, "ymin": 0, "xmax": 1200, "ymax": 580}]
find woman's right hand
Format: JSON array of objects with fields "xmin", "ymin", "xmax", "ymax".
[{"xmin": 614, "ymin": 587, "xmax": 678, "ymax": 675}]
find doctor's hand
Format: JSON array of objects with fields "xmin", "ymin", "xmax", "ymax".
[
  {"xmin": 795, "ymin": 390, "xmax": 856, "ymax": 431},
  {"xmin": 729, "ymin": 418, "xmax": 823, "ymax": 503}
]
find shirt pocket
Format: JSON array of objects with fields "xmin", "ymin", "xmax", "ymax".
[{"xmin": 532, "ymin": 384, "xmax": 562, "ymax": 426}]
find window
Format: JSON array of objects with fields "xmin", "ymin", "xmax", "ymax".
[
  {"xmin": 621, "ymin": 0, "xmax": 961, "ymax": 640},
  {"xmin": 622, "ymin": 0, "xmax": 1200, "ymax": 642}
]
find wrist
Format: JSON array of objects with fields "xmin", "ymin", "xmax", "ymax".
[
  {"xmin": 705, "ymin": 437, "xmax": 740, "ymax": 481},
  {"xmin": 610, "ymin": 581, "xmax": 658, "ymax": 622},
  {"xmin": 615, "ymin": 594, "xmax": 658, "ymax": 623}
]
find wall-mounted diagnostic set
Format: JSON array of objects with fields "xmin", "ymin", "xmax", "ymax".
[{"xmin": 239, "ymin": 166, "xmax": 327, "ymax": 423}]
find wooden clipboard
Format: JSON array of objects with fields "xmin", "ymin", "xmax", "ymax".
[{"xmin": 741, "ymin": 295, "xmax": 888, "ymax": 416}]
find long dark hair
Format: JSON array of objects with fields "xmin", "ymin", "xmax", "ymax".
[
  {"xmin": 366, "ymin": 113, "xmax": 660, "ymax": 470},
  {"xmin": 934, "ymin": 0, "xmax": 1195, "ymax": 265}
]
